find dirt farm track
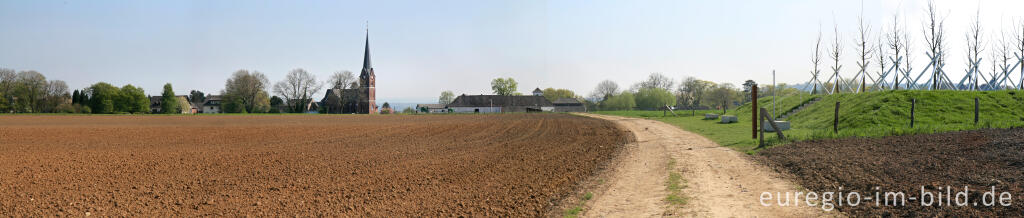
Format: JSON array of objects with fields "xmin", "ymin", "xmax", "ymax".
[{"xmin": 0, "ymin": 114, "xmax": 632, "ymax": 216}]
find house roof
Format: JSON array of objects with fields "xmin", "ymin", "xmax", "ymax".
[
  {"xmin": 532, "ymin": 88, "xmax": 543, "ymax": 93},
  {"xmin": 552, "ymin": 98, "xmax": 583, "ymax": 104},
  {"xmin": 203, "ymin": 95, "xmax": 223, "ymax": 106},
  {"xmin": 447, "ymin": 95, "xmax": 553, "ymax": 107}
]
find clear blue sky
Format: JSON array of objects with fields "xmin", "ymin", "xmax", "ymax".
[{"xmin": 2, "ymin": 0, "xmax": 1022, "ymax": 103}]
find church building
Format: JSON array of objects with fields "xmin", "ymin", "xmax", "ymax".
[{"xmin": 321, "ymin": 30, "xmax": 377, "ymax": 114}]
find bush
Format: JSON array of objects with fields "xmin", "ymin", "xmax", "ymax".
[
  {"xmin": 55, "ymin": 104, "xmax": 75, "ymax": 113},
  {"xmin": 635, "ymin": 88, "xmax": 676, "ymax": 109},
  {"xmin": 603, "ymin": 91, "xmax": 637, "ymax": 110},
  {"xmin": 80, "ymin": 105, "xmax": 92, "ymax": 114}
]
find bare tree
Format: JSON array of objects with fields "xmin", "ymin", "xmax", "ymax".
[
  {"xmin": 634, "ymin": 73, "xmax": 674, "ymax": 91},
  {"xmin": 590, "ymin": 80, "xmax": 619, "ymax": 102},
  {"xmin": 855, "ymin": 6, "xmax": 873, "ymax": 92},
  {"xmin": 887, "ymin": 15, "xmax": 905, "ymax": 90},
  {"xmin": 964, "ymin": 9, "xmax": 984, "ymax": 90},
  {"xmin": 42, "ymin": 80, "xmax": 69, "ymax": 112},
  {"xmin": 994, "ymin": 30, "xmax": 1014, "ymax": 89},
  {"xmin": 902, "ymin": 19, "xmax": 914, "ymax": 89},
  {"xmin": 0, "ymin": 68, "xmax": 14, "ymax": 100},
  {"xmin": 810, "ymin": 27, "xmax": 824, "ymax": 94},
  {"xmin": 830, "ymin": 23, "xmax": 844, "ymax": 94},
  {"xmin": 923, "ymin": 0, "xmax": 948, "ymax": 89},
  {"xmin": 1016, "ymin": 19, "xmax": 1024, "ymax": 89},
  {"xmin": 328, "ymin": 70, "xmax": 356, "ymax": 89},
  {"xmin": 877, "ymin": 34, "xmax": 888, "ymax": 91},
  {"xmin": 273, "ymin": 68, "xmax": 322, "ymax": 113}
]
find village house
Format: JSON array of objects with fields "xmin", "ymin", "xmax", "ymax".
[
  {"xmin": 446, "ymin": 94, "xmax": 554, "ymax": 113},
  {"xmin": 201, "ymin": 95, "xmax": 223, "ymax": 114}
]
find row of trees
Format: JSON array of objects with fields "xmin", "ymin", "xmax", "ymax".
[
  {"xmin": 811, "ymin": 1, "xmax": 1024, "ymax": 93},
  {"xmin": 0, "ymin": 68, "xmax": 71, "ymax": 113},
  {"xmin": 2, "ymin": 67, "xmax": 368, "ymax": 114},
  {"xmin": 433, "ymin": 75, "xmax": 802, "ymax": 112},
  {"xmin": 589, "ymin": 73, "xmax": 801, "ymax": 111}
]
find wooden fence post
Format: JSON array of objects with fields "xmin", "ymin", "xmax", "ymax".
[
  {"xmin": 758, "ymin": 108, "xmax": 765, "ymax": 148},
  {"xmin": 752, "ymin": 86, "xmax": 758, "ymax": 139},
  {"xmin": 760, "ymin": 108, "xmax": 785, "ymax": 140},
  {"xmin": 974, "ymin": 97, "xmax": 979, "ymax": 125},
  {"xmin": 910, "ymin": 99, "xmax": 916, "ymax": 128},
  {"xmin": 833, "ymin": 102, "xmax": 840, "ymax": 134}
]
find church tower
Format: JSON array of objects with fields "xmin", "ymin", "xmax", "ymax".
[{"xmin": 359, "ymin": 29, "xmax": 377, "ymax": 114}]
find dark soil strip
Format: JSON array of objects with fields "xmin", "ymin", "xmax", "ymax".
[{"xmin": 758, "ymin": 128, "xmax": 1024, "ymax": 217}]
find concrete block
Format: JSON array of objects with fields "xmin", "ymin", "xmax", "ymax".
[
  {"xmin": 704, "ymin": 113, "xmax": 719, "ymax": 119},
  {"xmin": 763, "ymin": 121, "xmax": 791, "ymax": 132},
  {"xmin": 720, "ymin": 115, "xmax": 737, "ymax": 123}
]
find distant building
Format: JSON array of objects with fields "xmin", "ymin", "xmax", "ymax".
[
  {"xmin": 446, "ymin": 94, "xmax": 554, "ymax": 113},
  {"xmin": 149, "ymin": 95, "xmax": 193, "ymax": 114},
  {"xmin": 201, "ymin": 95, "xmax": 223, "ymax": 114},
  {"xmin": 321, "ymin": 29, "xmax": 377, "ymax": 114},
  {"xmin": 532, "ymin": 88, "xmax": 544, "ymax": 96},
  {"xmin": 415, "ymin": 104, "xmax": 447, "ymax": 113},
  {"xmin": 552, "ymin": 98, "xmax": 587, "ymax": 112}
]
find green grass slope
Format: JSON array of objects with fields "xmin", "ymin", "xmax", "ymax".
[{"xmin": 595, "ymin": 90, "xmax": 1024, "ymax": 153}]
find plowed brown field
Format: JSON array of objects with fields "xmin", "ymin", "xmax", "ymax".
[
  {"xmin": 759, "ymin": 128, "xmax": 1024, "ymax": 217},
  {"xmin": 0, "ymin": 114, "xmax": 632, "ymax": 216}
]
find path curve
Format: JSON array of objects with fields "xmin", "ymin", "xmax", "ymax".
[{"xmin": 579, "ymin": 113, "xmax": 832, "ymax": 217}]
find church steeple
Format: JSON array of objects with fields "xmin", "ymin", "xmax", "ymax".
[{"xmin": 361, "ymin": 29, "xmax": 372, "ymax": 74}]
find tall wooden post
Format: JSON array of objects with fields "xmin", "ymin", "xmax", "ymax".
[
  {"xmin": 911, "ymin": 99, "xmax": 916, "ymax": 128},
  {"xmin": 758, "ymin": 109, "xmax": 765, "ymax": 147},
  {"xmin": 833, "ymin": 102, "xmax": 840, "ymax": 134},
  {"xmin": 974, "ymin": 97, "xmax": 979, "ymax": 124},
  {"xmin": 752, "ymin": 86, "xmax": 758, "ymax": 139}
]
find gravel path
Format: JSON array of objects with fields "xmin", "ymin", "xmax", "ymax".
[{"xmin": 580, "ymin": 114, "xmax": 830, "ymax": 217}]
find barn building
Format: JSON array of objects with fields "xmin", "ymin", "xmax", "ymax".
[
  {"xmin": 446, "ymin": 94, "xmax": 554, "ymax": 113},
  {"xmin": 320, "ymin": 30, "xmax": 378, "ymax": 114},
  {"xmin": 552, "ymin": 98, "xmax": 587, "ymax": 112},
  {"xmin": 416, "ymin": 104, "xmax": 447, "ymax": 113}
]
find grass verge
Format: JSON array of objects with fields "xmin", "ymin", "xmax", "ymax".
[
  {"xmin": 665, "ymin": 158, "xmax": 687, "ymax": 206},
  {"xmin": 563, "ymin": 192, "xmax": 595, "ymax": 218}
]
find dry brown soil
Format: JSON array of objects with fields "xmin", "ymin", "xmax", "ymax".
[
  {"xmin": 759, "ymin": 128, "xmax": 1024, "ymax": 217},
  {"xmin": 0, "ymin": 114, "xmax": 631, "ymax": 217}
]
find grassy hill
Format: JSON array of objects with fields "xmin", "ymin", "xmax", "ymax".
[{"xmin": 595, "ymin": 90, "xmax": 1024, "ymax": 153}]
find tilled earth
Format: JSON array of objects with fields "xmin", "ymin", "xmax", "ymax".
[
  {"xmin": 759, "ymin": 128, "xmax": 1024, "ymax": 217},
  {"xmin": 0, "ymin": 114, "xmax": 632, "ymax": 216}
]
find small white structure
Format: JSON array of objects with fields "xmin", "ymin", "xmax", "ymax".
[
  {"xmin": 720, "ymin": 115, "xmax": 737, "ymax": 123},
  {"xmin": 763, "ymin": 121, "xmax": 791, "ymax": 132}
]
